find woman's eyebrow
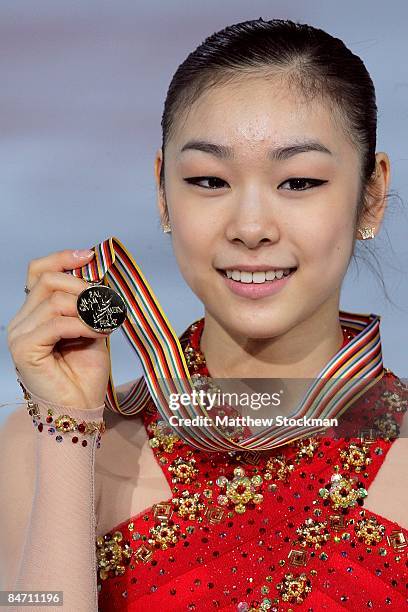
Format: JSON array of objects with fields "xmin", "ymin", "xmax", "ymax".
[{"xmin": 178, "ymin": 139, "xmax": 333, "ymax": 161}]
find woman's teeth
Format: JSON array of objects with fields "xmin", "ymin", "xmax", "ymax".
[{"xmin": 223, "ymin": 268, "xmax": 295, "ymax": 283}]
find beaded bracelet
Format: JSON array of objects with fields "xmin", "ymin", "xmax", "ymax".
[{"xmin": 16, "ymin": 377, "xmax": 106, "ymax": 448}]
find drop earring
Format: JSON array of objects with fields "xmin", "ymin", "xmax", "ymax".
[{"xmin": 162, "ymin": 222, "xmax": 172, "ymax": 234}]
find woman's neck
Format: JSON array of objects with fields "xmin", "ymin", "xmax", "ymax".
[{"xmin": 199, "ymin": 305, "xmax": 345, "ymax": 380}]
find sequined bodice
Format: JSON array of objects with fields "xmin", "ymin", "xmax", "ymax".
[{"xmin": 97, "ymin": 318, "xmax": 408, "ymax": 611}]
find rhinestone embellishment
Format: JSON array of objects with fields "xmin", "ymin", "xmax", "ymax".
[
  {"xmin": 276, "ymin": 572, "xmax": 312, "ymax": 604},
  {"xmin": 295, "ymin": 518, "xmax": 331, "ymax": 549},
  {"xmin": 96, "ymin": 531, "xmax": 133, "ymax": 580},
  {"xmin": 168, "ymin": 456, "xmax": 199, "ymax": 483},
  {"xmin": 318, "ymin": 472, "xmax": 368, "ymax": 511},
  {"xmin": 354, "ymin": 517, "xmax": 385, "ymax": 545},
  {"xmin": 216, "ymin": 466, "xmax": 263, "ymax": 514}
]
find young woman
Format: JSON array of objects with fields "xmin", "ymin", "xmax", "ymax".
[{"xmin": 2, "ymin": 18, "xmax": 407, "ymax": 612}]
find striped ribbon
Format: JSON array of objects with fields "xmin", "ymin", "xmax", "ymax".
[{"xmin": 66, "ymin": 236, "xmax": 385, "ymax": 451}]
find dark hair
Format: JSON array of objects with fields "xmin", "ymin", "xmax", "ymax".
[{"xmin": 159, "ymin": 18, "xmax": 404, "ymax": 308}]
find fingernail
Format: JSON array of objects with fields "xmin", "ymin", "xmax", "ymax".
[{"xmin": 73, "ymin": 249, "xmax": 94, "ymax": 259}]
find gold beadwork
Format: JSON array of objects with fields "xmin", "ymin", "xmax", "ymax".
[
  {"xmin": 172, "ymin": 490, "xmax": 205, "ymax": 520},
  {"xmin": 184, "ymin": 344, "xmax": 207, "ymax": 372},
  {"xmin": 288, "ymin": 549, "xmax": 307, "ymax": 566},
  {"xmin": 373, "ymin": 412, "xmax": 400, "ymax": 440},
  {"xmin": 239, "ymin": 451, "xmax": 262, "ymax": 465},
  {"xmin": 53, "ymin": 414, "xmax": 78, "ymax": 433},
  {"xmin": 355, "ymin": 517, "xmax": 385, "ymax": 545},
  {"xmin": 382, "ymin": 389, "xmax": 407, "ymax": 413},
  {"xmin": 168, "ymin": 456, "xmax": 199, "ymax": 483},
  {"xmin": 294, "ymin": 437, "xmax": 320, "ymax": 462},
  {"xmin": 204, "ymin": 506, "xmax": 225, "ymax": 524},
  {"xmin": 216, "ymin": 466, "xmax": 263, "ymax": 514},
  {"xmin": 96, "ymin": 531, "xmax": 133, "ymax": 580},
  {"xmin": 133, "ymin": 544, "xmax": 154, "ymax": 563},
  {"xmin": 17, "ymin": 377, "xmax": 106, "ymax": 441},
  {"xmin": 26, "ymin": 399, "xmax": 41, "ymax": 419},
  {"xmin": 153, "ymin": 502, "xmax": 173, "ymax": 523},
  {"xmin": 215, "ymin": 409, "xmax": 245, "ymax": 441},
  {"xmin": 276, "ymin": 572, "xmax": 312, "ymax": 604},
  {"xmin": 295, "ymin": 518, "xmax": 331, "ymax": 549},
  {"xmin": 339, "ymin": 442, "xmax": 372, "ymax": 473},
  {"xmin": 148, "ymin": 420, "xmax": 181, "ymax": 453},
  {"xmin": 386, "ymin": 530, "xmax": 407, "ymax": 550},
  {"xmin": 264, "ymin": 455, "xmax": 295, "ymax": 482},
  {"xmin": 359, "ymin": 428, "xmax": 377, "ymax": 445},
  {"xmin": 53, "ymin": 413, "xmax": 106, "ymax": 436},
  {"xmin": 318, "ymin": 472, "xmax": 368, "ymax": 510},
  {"xmin": 148, "ymin": 521, "xmax": 181, "ymax": 550}
]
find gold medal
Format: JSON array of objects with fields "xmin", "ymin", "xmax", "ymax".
[{"xmin": 76, "ymin": 282, "xmax": 127, "ymax": 333}]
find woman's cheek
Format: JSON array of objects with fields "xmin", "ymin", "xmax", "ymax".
[
  {"xmin": 172, "ymin": 235, "xmax": 193, "ymax": 278},
  {"xmin": 313, "ymin": 232, "xmax": 352, "ymax": 289},
  {"xmin": 171, "ymin": 232, "xmax": 207, "ymax": 295}
]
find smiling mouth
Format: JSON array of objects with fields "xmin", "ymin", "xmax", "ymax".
[{"xmin": 216, "ymin": 267, "xmax": 297, "ymax": 283}]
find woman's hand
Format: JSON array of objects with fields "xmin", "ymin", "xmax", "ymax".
[{"xmin": 7, "ymin": 249, "xmax": 112, "ymax": 410}]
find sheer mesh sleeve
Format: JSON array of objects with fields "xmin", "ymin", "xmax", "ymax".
[{"xmin": 12, "ymin": 386, "xmax": 105, "ymax": 612}]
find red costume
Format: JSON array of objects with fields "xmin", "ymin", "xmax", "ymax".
[{"xmin": 96, "ymin": 317, "xmax": 408, "ymax": 611}]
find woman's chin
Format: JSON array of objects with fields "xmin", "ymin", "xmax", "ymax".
[{"xmin": 211, "ymin": 307, "xmax": 293, "ymax": 341}]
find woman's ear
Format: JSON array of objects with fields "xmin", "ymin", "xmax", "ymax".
[
  {"xmin": 356, "ymin": 152, "xmax": 391, "ymax": 239},
  {"xmin": 154, "ymin": 148, "xmax": 169, "ymax": 226}
]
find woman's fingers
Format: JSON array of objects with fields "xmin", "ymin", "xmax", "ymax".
[
  {"xmin": 25, "ymin": 248, "xmax": 94, "ymax": 291},
  {"xmin": 6, "ymin": 248, "xmax": 111, "ymax": 409},
  {"xmin": 8, "ymin": 290, "xmax": 81, "ymax": 341},
  {"xmin": 9, "ymin": 271, "xmax": 91, "ymax": 333},
  {"xmin": 9, "ymin": 315, "xmax": 110, "ymax": 369},
  {"xmin": 8, "ymin": 248, "xmax": 94, "ymax": 333}
]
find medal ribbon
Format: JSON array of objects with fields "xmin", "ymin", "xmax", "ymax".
[{"xmin": 67, "ymin": 236, "xmax": 385, "ymax": 451}]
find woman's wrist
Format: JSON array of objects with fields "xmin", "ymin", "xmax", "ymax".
[{"xmin": 17, "ymin": 376, "xmax": 106, "ymax": 449}]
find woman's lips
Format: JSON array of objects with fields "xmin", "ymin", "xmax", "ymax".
[{"xmin": 217, "ymin": 268, "xmax": 297, "ymax": 300}]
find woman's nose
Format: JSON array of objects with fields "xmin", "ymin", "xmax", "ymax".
[{"xmin": 225, "ymin": 206, "xmax": 281, "ymax": 249}]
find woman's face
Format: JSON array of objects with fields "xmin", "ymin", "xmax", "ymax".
[{"xmin": 155, "ymin": 77, "xmax": 365, "ymax": 339}]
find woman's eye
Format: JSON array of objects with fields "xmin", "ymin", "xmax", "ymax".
[
  {"xmin": 183, "ymin": 176, "xmax": 228, "ymax": 189},
  {"xmin": 183, "ymin": 176, "xmax": 327, "ymax": 191},
  {"xmin": 279, "ymin": 178, "xmax": 327, "ymax": 191}
]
